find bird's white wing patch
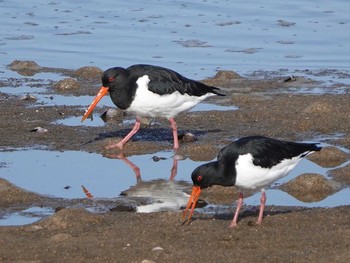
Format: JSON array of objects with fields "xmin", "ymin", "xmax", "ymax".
[
  {"xmin": 128, "ymin": 75, "xmax": 213, "ymax": 118},
  {"xmin": 234, "ymin": 153, "xmax": 302, "ymax": 190}
]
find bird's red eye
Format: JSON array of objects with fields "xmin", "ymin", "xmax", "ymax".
[
  {"xmin": 197, "ymin": 175, "xmax": 203, "ymax": 181},
  {"xmin": 108, "ymin": 77, "xmax": 115, "ymax": 83}
]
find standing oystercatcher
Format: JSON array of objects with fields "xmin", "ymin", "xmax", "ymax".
[
  {"xmin": 82, "ymin": 64, "xmax": 224, "ymax": 150},
  {"xmin": 182, "ymin": 136, "xmax": 322, "ymax": 227}
]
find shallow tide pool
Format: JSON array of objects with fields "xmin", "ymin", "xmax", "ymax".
[{"xmin": 1, "ymin": 146, "xmax": 349, "ymax": 225}]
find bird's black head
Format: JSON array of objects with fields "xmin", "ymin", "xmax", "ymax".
[
  {"xmin": 191, "ymin": 161, "xmax": 219, "ymax": 189},
  {"xmin": 101, "ymin": 67, "xmax": 126, "ymax": 89}
]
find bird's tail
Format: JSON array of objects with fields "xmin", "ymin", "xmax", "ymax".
[
  {"xmin": 211, "ymin": 86, "xmax": 225, "ymax": 96},
  {"xmin": 300, "ymin": 143, "xmax": 322, "ymax": 157}
]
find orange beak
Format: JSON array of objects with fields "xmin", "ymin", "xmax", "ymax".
[
  {"xmin": 182, "ymin": 186, "xmax": 201, "ymax": 225},
  {"xmin": 81, "ymin": 86, "xmax": 109, "ymax": 122}
]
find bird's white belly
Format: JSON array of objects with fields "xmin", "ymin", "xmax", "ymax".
[
  {"xmin": 234, "ymin": 153, "xmax": 302, "ymax": 190},
  {"xmin": 127, "ymin": 75, "xmax": 213, "ymax": 118}
]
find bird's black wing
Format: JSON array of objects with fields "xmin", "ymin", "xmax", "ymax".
[
  {"xmin": 219, "ymin": 136, "xmax": 321, "ymax": 169},
  {"xmin": 128, "ymin": 64, "xmax": 224, "ymax": 97}
]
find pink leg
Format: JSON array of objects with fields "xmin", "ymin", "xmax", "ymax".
[
  {"xmin": 106, "ymin": 118, "xmax": 141, "ymax": 150},
  {"xmin": 169, "ymin": 158, "xmax": 178, "ymax": 181},
  {"xmin": 256, "ymin": 190, "xmax": 266, "ymax": 225},
  {"xmin": 117, "ymin": 154, "xmax": 141, "ymax": 180},
  {"xmin": 229, "ymin": 192, "xmax": 244, "ymax": 228},
  {"xmin": 169, "ymin": 118, "xmax": 179, "ymax": 150}
]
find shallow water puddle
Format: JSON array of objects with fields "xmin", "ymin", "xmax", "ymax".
[
  {"xmin": 0, "ymin": 147, "xmax": 349, "ymax": 226},
  {"xmin": 0, "ymin": 148, "xmax": 202, "ymax": 225},
  {"xmin": 0, "ymin": 207, "xmax": 54, "ymax": 226},
  {"xmin": 283, "ymin": 85, "xmax": 349, "ymax": 95},
  {"xmin": 0, "ymin": 149, "xmax": 199, "ymax": 199}
]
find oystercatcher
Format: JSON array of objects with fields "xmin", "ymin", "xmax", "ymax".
[
  {"xmin": 182, "ymin": 136, "xmax": 322, "ymax": 227},
  {"xmin": 82, "ymin": 64, "xmax": 224, "ymax": 150}
]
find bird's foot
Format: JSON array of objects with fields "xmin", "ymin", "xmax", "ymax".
[
  {"xmin": 104, "ymin": 141, "xmax": 124, "ymax": 150},
  {"xmin": 228, "ymin": 222, "xmax": 238, "ymax": 228},
  {"xmin": 255, "ymin": 219, "xmax": 262, "ymax": 225}
]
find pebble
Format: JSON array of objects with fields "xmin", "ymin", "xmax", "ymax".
[
  {"xmin": 30, "ymin": 127, "xmax": 48, "ymax": 133},
  {"xmin": 152, "ymin": 156, "xmax": 167, "ymax": 162},
  {"xmin": 283, "ymin": 76, "xmax": 297, "ymax": 82},
  {"xmin": 100, "ymin": 108, "xmax": 122, "ymax": 122},
  {"xmin": 181, "ymin": 132, "xmax": 198, "ymax": 143},
  {"xmin": 20, "ymin": 93, "xmax": 37, "ymax": 101},
  {"xmin": 152, "ymin": 246, "xmax": 164, "ymax": 251}
]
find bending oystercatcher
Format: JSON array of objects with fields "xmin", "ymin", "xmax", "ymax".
[
  {"xmin": 82, "ymin": 64, "xmax": 224, "ymax": 150},
  {"xmin": 182, "ymin": 136, "xmax": 322, "ymax": 227}
]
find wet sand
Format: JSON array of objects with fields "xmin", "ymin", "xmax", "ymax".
[{"xmin": 0, "ymin": 62, "xmax": 350, "ymax": 262}]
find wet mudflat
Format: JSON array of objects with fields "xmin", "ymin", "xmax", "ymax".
[{"xmin": 0, "ymin": 62, "xmax": 350, "ymax": 262}]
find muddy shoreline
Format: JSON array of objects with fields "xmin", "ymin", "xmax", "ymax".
[{"xmin": 1, "ymin": 61, "xmax": 350, "ymax": 262}]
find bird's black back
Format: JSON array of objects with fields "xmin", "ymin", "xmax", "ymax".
[
  {"xmin": 127, "ymin": 64, "xmax": 224, "ymax": 97},
  {"xmin": 218, "ymin": 136, "xmax": 322, "ymax": 169}
]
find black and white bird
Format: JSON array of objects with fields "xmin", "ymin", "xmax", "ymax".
[
  {"xmin": 182, "ymin": 136, "xmax": 322, "ymax": 227},
  {"xmin": 82, "ymin": 64, "xmax": 224, "ymax": 150}
]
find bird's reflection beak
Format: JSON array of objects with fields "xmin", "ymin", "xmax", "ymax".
[
  {"xmin": 182, "ymin": 186, "xmax": 201, "ymax": 225},
  {"xmin": 81, "ymin": 86, "xmax": 109, "ymax": 122}
]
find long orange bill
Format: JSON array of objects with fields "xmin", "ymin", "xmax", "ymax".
[
  {"xmin": 81, "ymin": 185, "xmax": 94, "ymax": 199},
  {"xmin": 81, "ymin": 86, "xmax": 109, "ymax": 122},
  {"xmin": 182, "ymin": 186, "xmax": 201, "ymax": 225}
]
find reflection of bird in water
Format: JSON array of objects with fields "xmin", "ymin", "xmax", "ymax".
[
  {"xmin": 121, "ymin": 179, "xmax": 190, "ymax": 213},
  {"xmin": 82, "ymin": 153, "xmax": 192, "ymax": 213},
  {"xmin": 103, "ymin": 152, "xmax": 181, "ymax": 181}
]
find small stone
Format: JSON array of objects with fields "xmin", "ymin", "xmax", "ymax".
[
  {"xmin": 123, "ymin": 243, "xmax": 131, "ymax": 250},
  {"xmin": 283, "ymin": 76, "xmax": 297, "ymax": 82},
  {"xmin": 152, "ymin": 246, "xmax": 164, "ymax": 251},
  {"xmin": 100, "ymin": 108, "xmax": 122, "ymax": 122},
  {"xmin": 152, "ymin": 156, "xmax": 167, "ymax": 162},
  {"xmin": 140, "ymin": 117, "xmax": 153, "ymax": 126},
  {"xmin": 30, "ymin": 127, "xmax": 48, "ymax": 133},
  {"xmin": 20, "ymin": 93, "xmax": 37, "ymax": 101},
  {"xmin": 180, "ymin": 132, "xmax": 198, "ymax": 143}
]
